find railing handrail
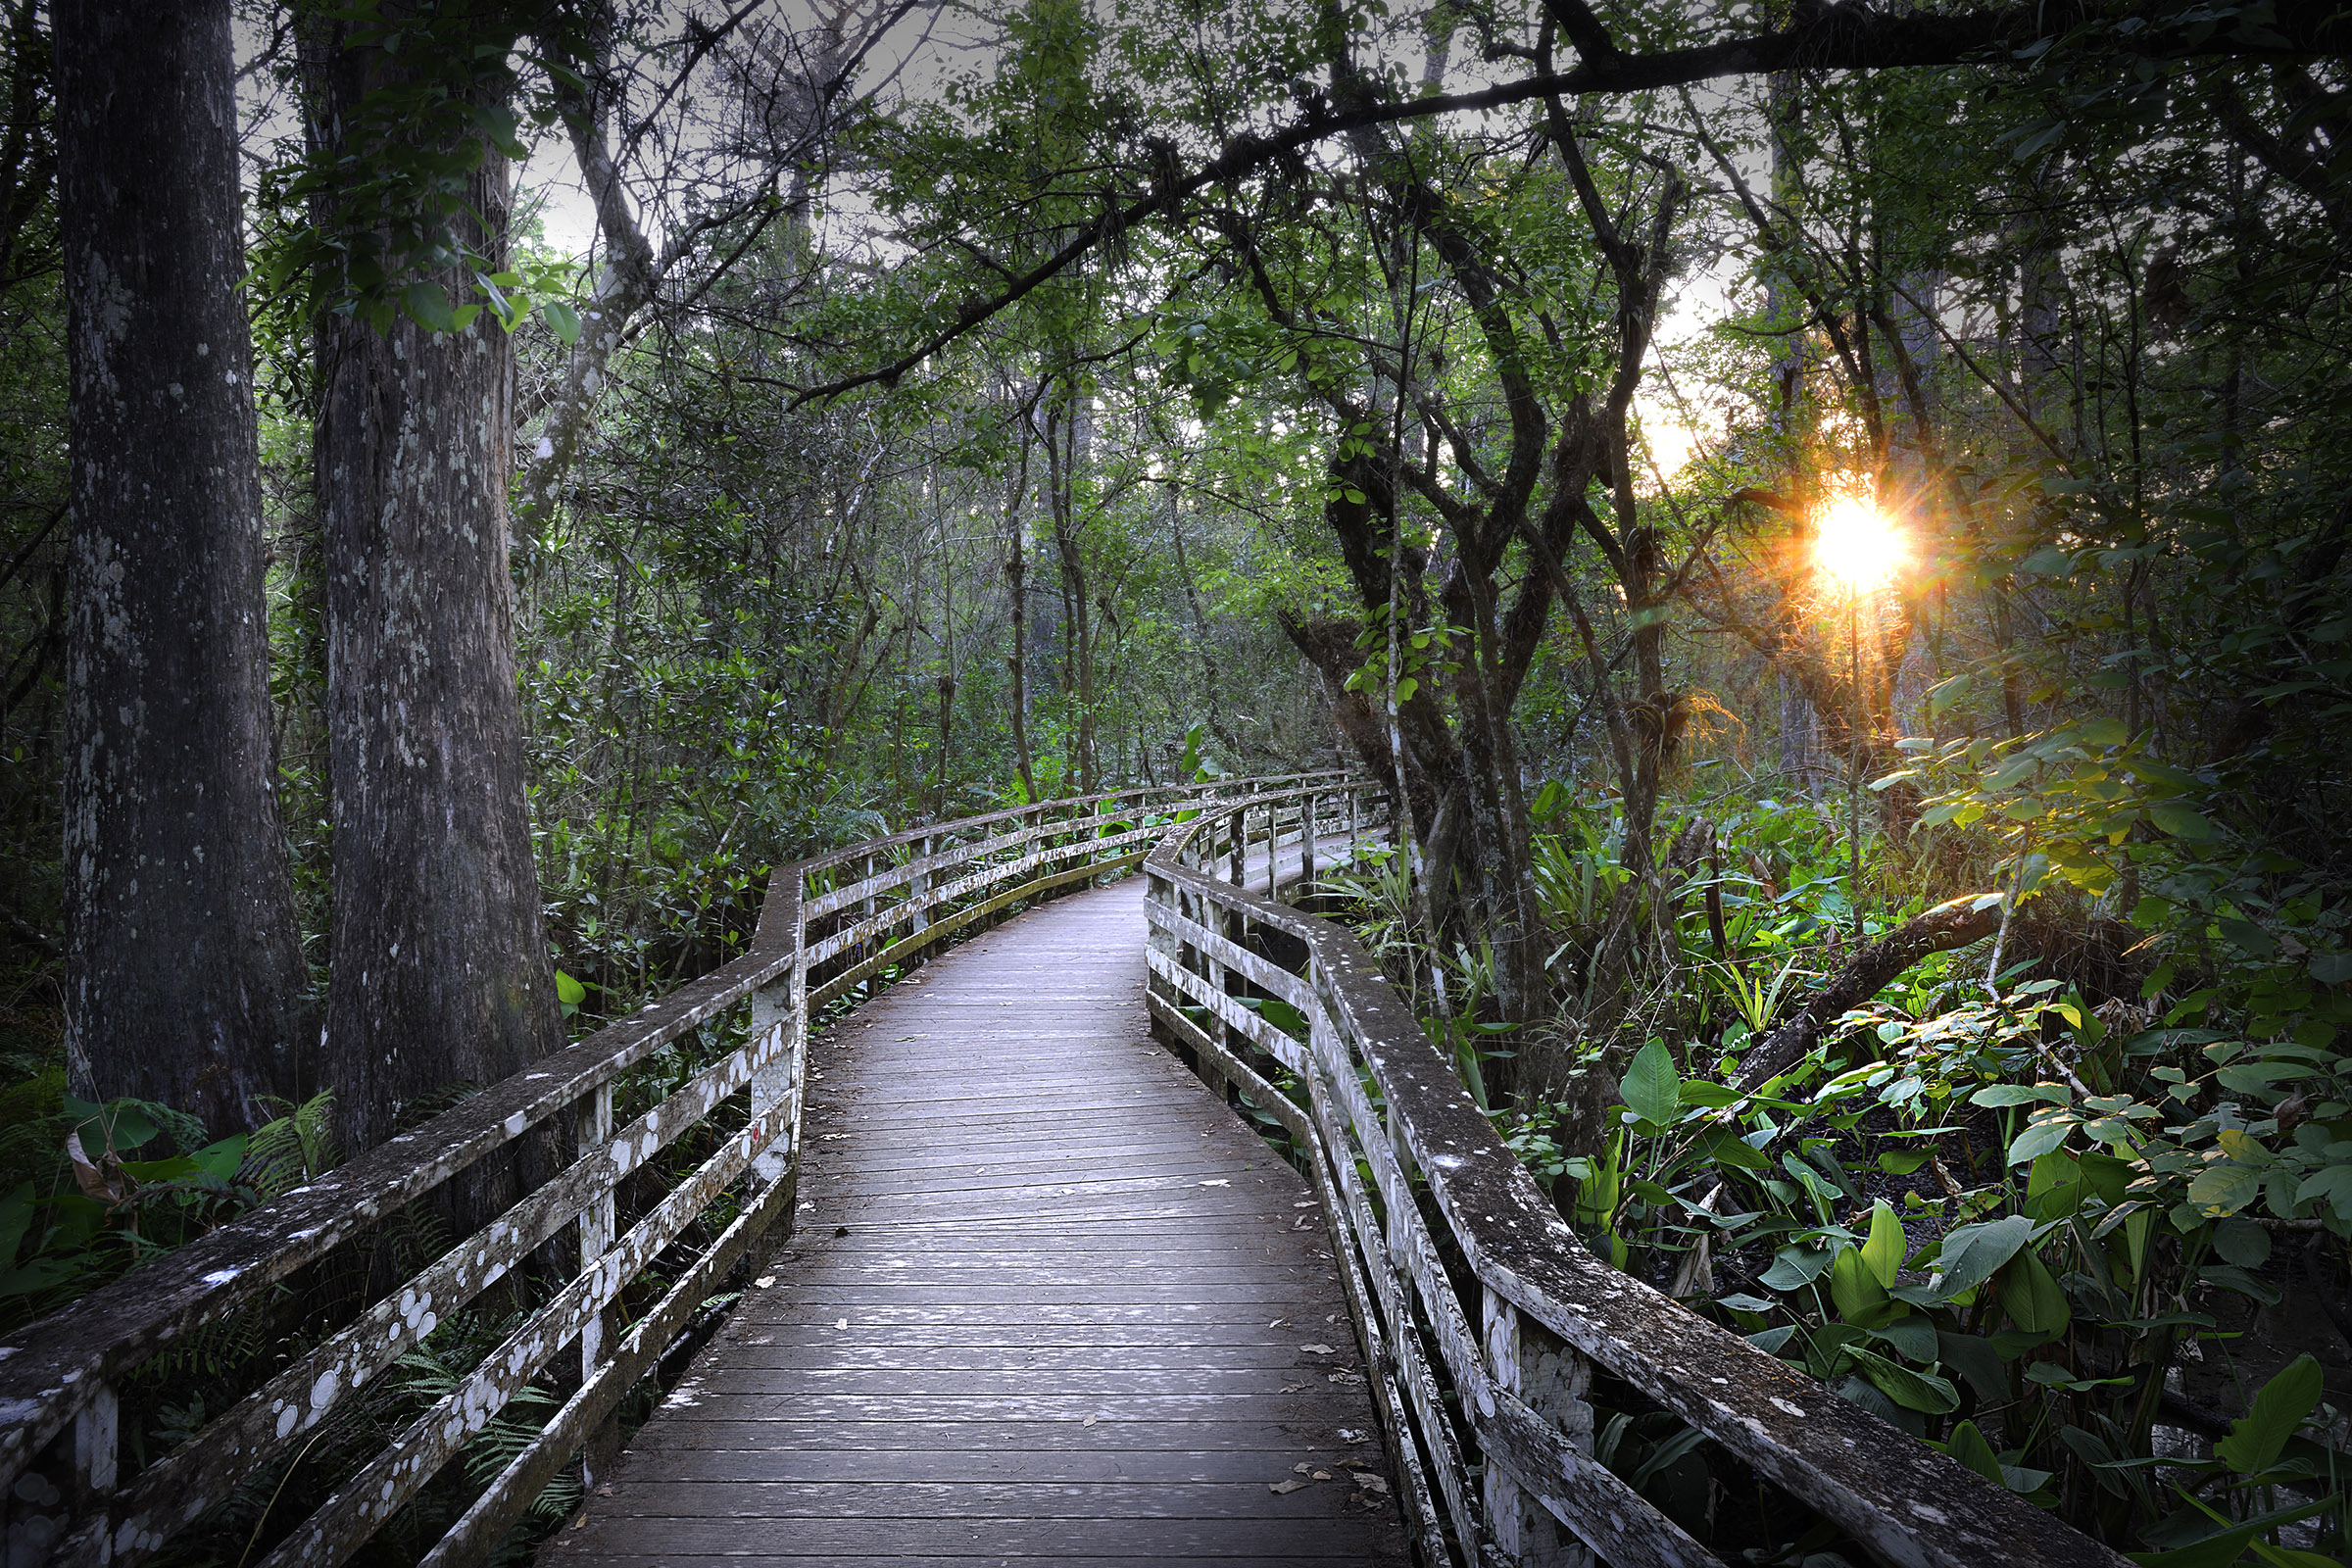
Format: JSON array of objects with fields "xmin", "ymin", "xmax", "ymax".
[
  {"xmin": 0, "ymin": 769, "xmax": 1356, "ymax": 1565},
  {"xmin": 1144, "ymin": 787, "xmax": 2130, "ymax": 1568}
]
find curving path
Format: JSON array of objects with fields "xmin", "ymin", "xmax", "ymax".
[{"xmin": 546, "ymin": 872, "xmax": 1409, "ymax": 1567}]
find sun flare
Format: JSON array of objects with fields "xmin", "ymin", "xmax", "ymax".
[{"xmin": 1813, "ymin": 494, "xmax": 1905, "ymax": 590}]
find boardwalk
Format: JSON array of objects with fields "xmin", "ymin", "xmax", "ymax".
[{"xmin": 549, "ymin": 871, "xmax": 1410, "ymax": 1567}]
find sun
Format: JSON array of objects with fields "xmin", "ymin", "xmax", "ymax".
[{"xmin": 1814, "ymin": 493, "xmax": 1905, "ymax": 590}]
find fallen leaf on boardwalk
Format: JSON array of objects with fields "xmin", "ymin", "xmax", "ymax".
[
  {"xmin": 1269, "ymin": 1479, "xmax": 1307, "ymax": 1494},
  {"xmin": 1281, "ymin": 1383, "xmax": 1308, "ymax": 1394},
  {"xmin": 595, "ymin": 1485, "xmax": 614, "ymax": 1496},
  {"xmin": 834, "ymin": 1318, "xmax": 849, "ymax": 1329},
  {"xmin": 1313, "ymin": 1470, "xmax": 1332, "ymax": 1481},
  {"xmin": 1293, "ymin": 1200, "xmax": 1315, "ymax": 1208},
  {"xmin": 1199, "ymin": 1179, "xmax": 1229, "ymax": 1187},
  {"xmin": 1293, "ymin": 1462, "xmax": 1312, "ymax": 1474},
  {"xmin": 1353, "ymin": 1472, "xmax": 1391, "ymax": 1494},
  {"xmin": 1300, "ymin": 1344, "xmax": 1335, "ymax": 1355},
  {"xmin": 1082, "ymin": 1413, "xmax": 1099, "ymax": 1427},
  {"xmin": 1328, "ymin": 1370, "xmax": 1365, "ymax": 1385},
  {"xmin": 754, "ymin": 1275, "xmax": 776, "ymax": 1288},
  {"xmin": 1268, "ymin": 1317, "xmax": 1291, "ymax": 1327}
]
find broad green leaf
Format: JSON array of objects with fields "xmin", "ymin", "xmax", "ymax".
[
  {"xmin": 2006, "ymin": 1111, "xmax": 2076, "ymax": 1163},
  {"xmin": 1759, "ymin": 1243, "xmax": 1834, "ymax": 1292},
  {"xmin": 1860, "ymin": 1200, "xmax": 1904, "ymax": 1288},
  {"xmin": 1830, "ymin": 1247, "xmax": 1890, "ymax": 1323},
  {"xmin": 543, "ymin": 300, "xmax": 582, "ymax": 344},
  {"xmin": 2293, "ymin": 1164, "xmax": 2352, "ymax": 1221},
  {"xmin": 1931, "ymin": 1215, "xmax": 2034, "ymax": 1298},
  {"xmin": 403, "ymin": 280, "xmax": 457, "ymax": 334},
  {"xmin": 1620, "ymin": 1039, "xmax": 1680, "ymax": 1128},
  {"xmin": 1970, "ymin": 1083, "xmax": 2072, "ymax": 1107},
  {"xmin": 1996, "ymin": 1249, "xmax": 2071, "ymax": 1335},
  {"xmin": 2146, "ymin": 802, "xmax": 2217, "ymax": 841},
  {"xmin": 2248, "ymin": 1544, "xmax": 2344, "ymax": 1568},
  {"xmin": 70, "ymin": 1099, "xmax": 159, "ymax": 1158},
  {"xmin": 2214, "ymin": 1353, "xmax": 2324, "ymax": 1477},
  {"xmin": 1937, "ymin": 1332, "xmax": 2010, "ymax": 1401},
  {"xmin": 2211, "ymin": 1216, "xmax": 2271, "ymax": 1268},
  {"xmin": 1866, "ymin": 1313, "xmax": 1937, "ymax": 1362},
  {"xmin": 2076, "ymin": 717, "xmax": 2130, "ymax": 747},
  {"xmin": 1845, "ymin": 1345, "xmax": 1960, "ymax": 1414},
  {"xmin": 2128, "ymin": 1497, "xmax": 2334, "ymax": 1567},
  {"xmin": 1940, "ymin": 1419, "xmax": 2005, "ymax": 1487},
  {"xmin": 118, "ymin": 1154, "xmax": 197, "ymax": 1183},
  {"xmin": 1697, "ymin": 1129, "xmax": 1770, "ymax": 1170},
  {"xmin": 2186, "ymin": 1161, "xmax": 2260, "ymax": 1218}
]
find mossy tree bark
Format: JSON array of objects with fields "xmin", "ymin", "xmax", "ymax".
[
  {"xmin": 55, "ymin": 0, "xmax": 316, "ymax": 1132},
  {"xmin": 309, "ymin": 18, "xmax": 562, "ymax": 1163}
]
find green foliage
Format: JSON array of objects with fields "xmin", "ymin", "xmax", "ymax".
[
  {"xmin": 0, "ymin": 1089, "xmax": 333, "ymax": 1335},
  {"xmin": 250, "ymin": 2, "xmax": 590, "ymax": 340}
]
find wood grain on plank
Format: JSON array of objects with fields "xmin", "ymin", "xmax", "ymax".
[{"xmin": 549, "ymin": 876, "xmax": 1408, "ymax": 1566}]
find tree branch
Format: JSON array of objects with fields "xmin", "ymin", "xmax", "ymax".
[
  {"xmin": 789, "ymin": 0, "xmax": 2334, "ymax": 407},
  {"xmin": 1734, "ymin": 894, "xmax": 2007, "ymax": 1090}
]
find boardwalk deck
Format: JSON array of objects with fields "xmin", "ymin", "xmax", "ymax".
[{"xmin": 547, "ymin": 871, "xmax": 1410, "ymax": 1567}]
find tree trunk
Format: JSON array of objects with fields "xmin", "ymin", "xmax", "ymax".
[
  {"xmin": 312, "ymin": 29, "xmax": 562, "ymax": 1162},
  {"xmin": 1165, "ymin": 481, "xmax": 1237, "ymax": 754},
  {"xmin": 55, "ymin": 0, "xmax": 316, "ymax": 1133},
  {"xmin": 1004, "ymin": 416, "xmax": 1037, "ymax": 802}
]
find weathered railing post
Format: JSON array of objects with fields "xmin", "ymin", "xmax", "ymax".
[
  {"xmin": 1481, "ymin": 1289, "xmax": 1593, "ymax": 1566},
  {"xmin": 577, "ymin": 1081, "xmax": 620, "ymax": 1489},
  {"xmin": 1301, "ymin": 789, "xmax": 1316, "ymax": 886},
  {"xmin": 73, "ymin": 1387, "xmax": 117, "ymax": 1503},
  {"xmin": 908, "ymin": 834, "xmax": 931, "ymax": 958},
  {"xmin": 859, "ymin": 853, "xmax": 880, "ymax": 994},
  {"xmin": 750, "ymin": 901, "xmax": 806, "ymax": 1200},
  {"xmin": 0, "ymin": 1384, "xmax": 113, "ymax": 1565}
]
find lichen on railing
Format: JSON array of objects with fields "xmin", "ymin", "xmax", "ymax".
[
  {"xmin": 0, "ymin": 772, "xmax": 1341, "ymax": 1568},
  {"xmin": 1143, "ymin": 780, "xmax": 2130, "ymax": 1568}
]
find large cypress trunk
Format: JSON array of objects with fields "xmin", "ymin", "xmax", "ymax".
[
  {"xmin": 312, "ymin": 32, "xmax": 561, "ymax": 1161},
  {"xmin": 55, "ymin": 0, "xmax": 316, "ymax": 1132}
]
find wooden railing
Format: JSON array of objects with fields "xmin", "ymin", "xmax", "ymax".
[
  {"xmin": 0, "ymin": 772, "xmax": 1348, "ymax": 1568},
  {"xmin": 5, "ymin": 770, "xmax": 2133, "ymax": 1568},
  {"xmin": 1145, "ymin": 780, "xmax": 2130, "ymax": 1568}
]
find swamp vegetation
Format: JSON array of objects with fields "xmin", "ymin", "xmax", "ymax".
[{"xmin": 0, "ymin": 0, "xmax": 2347, "ymax": 1561}]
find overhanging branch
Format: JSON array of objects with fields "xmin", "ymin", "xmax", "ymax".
[{"xmin": 787, "ymin": 0, "xmax": 2333, "ymax": 407}]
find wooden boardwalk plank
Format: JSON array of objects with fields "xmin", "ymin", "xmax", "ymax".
[{"xmin": 547, "ymin": 874, "xmax": 1408, "ymax": 1566}]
